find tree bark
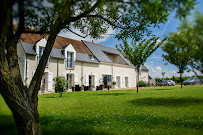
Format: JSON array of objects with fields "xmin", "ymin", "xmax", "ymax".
[
  {"xmin": 137, "ymin": 68, "xmax": 139, "ymax": 93},
  {"xmin": 180, "ymin": 72, "xmax": 183, "ymax": 89}
]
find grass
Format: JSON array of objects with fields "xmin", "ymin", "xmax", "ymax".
[{"xmin": 0, "ymin": 85, "xmax": 203, "ymax": 135}]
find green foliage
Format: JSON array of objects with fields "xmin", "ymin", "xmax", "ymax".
[
  {"xmin": 138, "ymin": 81, "xmax": 150, "ymax": 87},
  {"xmin": 117, "ymin": 36, "xmax": 165, "ymax": 92},
  {"xmin": 53, "ymin": 76, "xmax": 68, "ymax": 96},
  {"xmin": 1, "ymin": 85, "xmax": 203, "ymax": 134},
  {"xmin": 155, "ymin": 75, "xmax": 203, "ymax": 83},
  {"xmin": 117, "ymin": 37, "xmax": 165, "ymax": 70},
  {"xmin": 112, "ymin": 81, "xmax": 116, "ymax": 85},
  {"xmin": 162, "ymin": 30, "xmax": 194, "ymax": 88},
  {"xmin": 181, "ymin": 11, "xmax": 203, "ymax": 74},
  {"xmin": 14, "ymin": 0, "xmax": 196, "ymax": 40}
]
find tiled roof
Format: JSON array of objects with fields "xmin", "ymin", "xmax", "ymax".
[
  {"xmin": 21, "ymin": 42, "xmax": 65, "ymax": 59},
  {"xmin": 50, "ymin": 48, "xmax": 65, "ymax": 59},
  {"xmin": 21, "ymin": 42, "xmax": 37, "ymax": 55},
  {"xmin": 82, "ymin": 41, "xmax": 134, "ymax": 66},
  {"xmin": 20, "ymin": 33, "xmax": 92, "ymax": 55},
  {"xmin": 20, "ymin": 33, "xmax": 134, "ymax": 66},
  {"xmin": 76, "ymin": 53, "xmax": 99, "ymax": 63},
  {"xmin": 142, "ymin": 65, "xmax": 149, "ymax": 71}
]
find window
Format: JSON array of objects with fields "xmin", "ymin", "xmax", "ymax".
[
  {"xmin": 39, "ymin": 47, "xmax": 45, "ymax": 61},
  {"xmin": 38, "ymin": 47, "xmax": 50, "ymax": 66},
  {"xmin": 66, "ymin": 52, "xmax": 74, "ymax": 68},
  {"xmin": 89, "ymin": 55, "xmax": 95, "ymax": 60}
]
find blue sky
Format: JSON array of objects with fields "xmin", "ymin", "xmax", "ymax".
[{"xmin": 59, "ymin": 0, "xmax": 203, "ymax": 79}]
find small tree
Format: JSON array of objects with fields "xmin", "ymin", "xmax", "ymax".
[
  {"xmin": 162, "ymin": 32, "xmax": 193, "ymax": 88},
  {"xmin": 117, "ymin": 37, "xmax": 165, "ymax": 93},
  {"xmin": 53, "ymin": 76, "xmax": 68, "ymax": 97},
  {"xmin": 162, "ymin": 72, "xmax": 166, "ymax": 86}
]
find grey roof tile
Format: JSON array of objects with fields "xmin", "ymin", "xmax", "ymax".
[
  {"xmin": 21, "ymin": 42, "xmax": 65, "ymax": 59},
  {"xmin": 50, "ymin": 48, "xmax": 65, "ymax": 59},
  {"xmin": 76, "ymin": 53, "xmax": 99, "ymax": 63},
  {"xmin": 21, "ymin": 42, "xmax": 37, "ymax": 55},
  {"xmin": 82, "ymin": 41, "xmax": 134, "ymax": 66},
  {"xmin": 142, "ymin": 65, "xmax": 149, "ymax": 71}
]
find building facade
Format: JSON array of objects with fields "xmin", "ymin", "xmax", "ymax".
[{"xmin": 17, "ymin": 34, "xmax": 140, "ymax": 92}]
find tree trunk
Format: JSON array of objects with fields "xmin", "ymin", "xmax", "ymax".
[
  {"xmin": 137, "ymin": 69, "xmax": 139, "ymax": 93},
  {"xmin": 13, "ymin": 112, "xmax": 40, "ymax": 135},
  {"xmin": 180, "ymin": 73, "xmax": 183, "ymax": 89}
]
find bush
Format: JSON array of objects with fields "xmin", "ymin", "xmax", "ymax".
[
  {"xmin": 138, "ymin": 81, "xmax": 150, "ymax": 87},
  {"xmin": 112, "ymin": 81, "xmax": 116, "ymax": 85},
  {"xmin": 53, "ymin": 76, "xmax": 68, "ymax": 97}
]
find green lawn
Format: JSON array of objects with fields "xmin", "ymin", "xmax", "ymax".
[{"xmin": 0, "ymin": 85, "xmax": 203, "ymax": 135}]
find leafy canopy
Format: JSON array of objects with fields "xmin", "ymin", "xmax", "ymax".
[
  {"xmin": 14, "ymin": 0, "xmax": 196, "ymax": 40},
  {"xmin": 117, "ymin": 37, "xmax": 165, "ymax": 69}
]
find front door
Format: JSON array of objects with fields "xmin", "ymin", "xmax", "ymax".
[
  {"xmin": 103, "ymin": 75, "xmax": 112, "ymax": 88},
  {"xmin": 89, "ymin": 75, "xmax": 94, "ymax": 87},
  {"xmin": 67, "ymin": 74, "xmax": 74, "ymax": 89}
]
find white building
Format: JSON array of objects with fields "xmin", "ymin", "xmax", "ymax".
[{"xmin": 17, "ymin": 33, "xmax": 148, "ymax": 92}]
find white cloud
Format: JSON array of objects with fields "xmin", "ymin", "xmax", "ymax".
[
  {"xmin": 155, "ymin": 66, "xmax": 162, "ymax": 71},
  {"xmin": 58, "ymin": 27, "xmax": 115, "ymax": 43},
  {"xmin": 151, "ymin": 56, "xmax": 162, "ymax": 59},
  {"xmin": 149, "ymin": 61, "xmax": 154, "ymax": 64}
]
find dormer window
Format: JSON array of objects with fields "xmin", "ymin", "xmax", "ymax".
[
  {"xmin": 39, "ymin": 47, "xmax": 45, "ymax": 61},
  {"xmin": 89, "ymin": 55, "xmax": 95, "ymax": 60},
  {"xmin": 38, "ymin": 47, "xmax": 50, "ymax": 67},
  {"xmin": 66, "ymin": 51, "xmax": 74, "ymax": 68}
]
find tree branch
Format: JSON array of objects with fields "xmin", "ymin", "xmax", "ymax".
[
  {"xmin": 66, "ymin": 28, "xmax": 89, "ymax": 38},
  {"xmin": 63, "ymin": 0, "xmax": 103, "ymax": 26}
]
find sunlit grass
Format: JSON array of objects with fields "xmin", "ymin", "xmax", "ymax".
[{"xmin": 1, "ymin": 85, "xmax": 203, "ymax": 135}]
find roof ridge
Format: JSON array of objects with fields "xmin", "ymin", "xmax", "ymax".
[
  {"xmin": 82, "ymin": 40, "xmax": 117, "ymax": 51},
  {"xmin": 57, "ymin": 35, "xmax": 83, "ymax": 42}
]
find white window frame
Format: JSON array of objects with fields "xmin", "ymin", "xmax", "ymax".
[{"xmin": 66, "ymin": 51, "xmax": 74, "ymax": 69}]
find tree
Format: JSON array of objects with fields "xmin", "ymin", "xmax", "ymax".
[
  {"xmin": 183, "ymin": 11, "xmax": 203, "ymax": 75},
  {"xmin": 0, "ymin": 0, "xmax": 196, "ymax": 134},
  {"xmin": 162, "ymin": 31, "xmax": 194, "ymax": 88},
  {"xmin": 117, "ymin": 37, "xmax": 165, "ymax": 93},
  {"xmin": 162, "ymin": 71, "xmax": 166, "ymax": 86}
]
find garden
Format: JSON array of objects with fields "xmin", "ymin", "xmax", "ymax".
[{"xmin": 0, "ymin": 85, "xmax": 203, "ymax": 135}]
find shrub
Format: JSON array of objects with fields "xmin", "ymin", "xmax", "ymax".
[
  {"xmin": 138, "ymin": 81, "xmax": 150, "ymax": 87},
  {"xmin": 112, "ymin": 81, "xmax": 116, "ymax": 85},
  {"xmin": 53, "ymin": 76, "xmax": 68, "ymax": 97},
  {"xmin": 139, "ymin": 81, "xmax": 145, "ymax": 87}
]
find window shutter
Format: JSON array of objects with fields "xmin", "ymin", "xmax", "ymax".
[
  {"xmin": 74, "ymin": 74, "xmax": 78, "ymax": 85},
  {"xmin": 72, "ymin": 53, "xmax": 74, "ymax": 68},
  {"xmin": 94, "ymin": 75, "xmax": 98, "ymax": 86},
  {"xmin": 123, "ymin": 77, "xmax": 126, "ymax": 88},
  {"xmin": 85, "ymin": 74, "xmax": 89, "ymax": 86},
  {"xmin": 128, "ymin": 77, "xmax": 130, "ymax": 88},
  {"xmin": 48, "ymin": 72, "xmax": 53, "ymax": 91},
  {"xmin": 120, "ymin": 76, "xmax": 123, "ymax": 88}
]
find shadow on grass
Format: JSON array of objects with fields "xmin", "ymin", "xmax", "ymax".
[
  {"xmin": 40, "ymin": 116, "xmax": 110, "ymax": 135},
  {"xmin": 44, "ymin": 96, "xmax": 57, "ymax": 98},
  {"xmin": 1, "ymin": 113, "xmax": 202, "ymax": 135},
  {"xmin": 0, "ymin": 115, "xmax": 17, "ymax": 135},
  {"xmin": 95, "ymin": 93, "xmax": 129, "ymax": 96},
  {"xmin": 150, "ymin": 88, "xmax": 173, "ymax": 91},
  {"xmin": 130, "ymin": 97, "xmax": 203, "ymax": 107}
]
